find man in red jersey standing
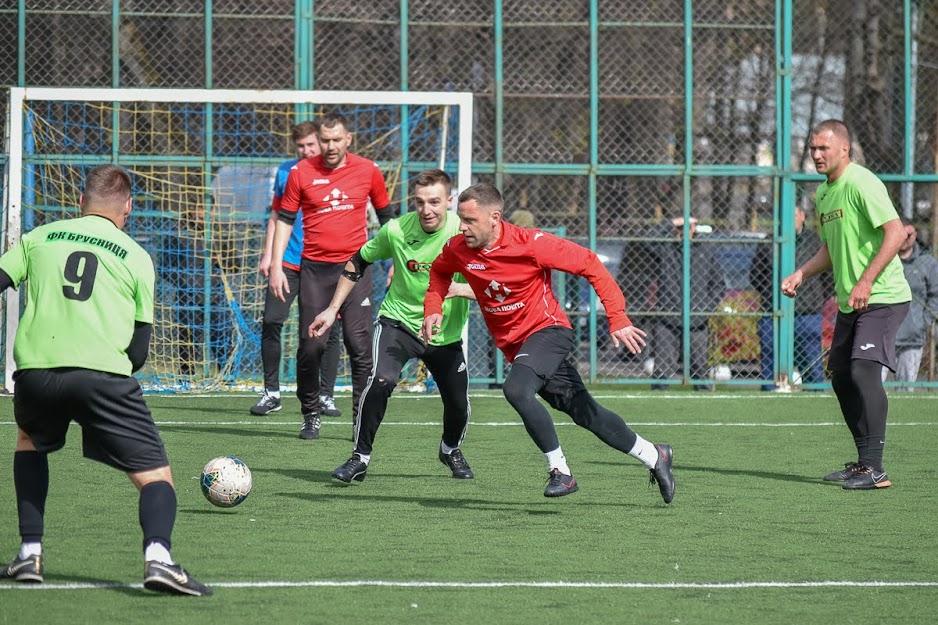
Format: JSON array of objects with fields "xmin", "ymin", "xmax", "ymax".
[
  {"xmin": 422, "ymin": 183, "xmax": 674, "ymax": 502},
  {"xmin": 270, "ymin": 112, "xmax": 395, "ymax": 440}
]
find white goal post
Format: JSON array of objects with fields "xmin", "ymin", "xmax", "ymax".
[{"xmin": 4, "ymin": 87, "xmax": 474, "ymax": 391}]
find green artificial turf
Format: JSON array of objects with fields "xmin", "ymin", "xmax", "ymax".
[{"xmin": 1, "ymin": 390, "xmax": 936, "ymax": 624}]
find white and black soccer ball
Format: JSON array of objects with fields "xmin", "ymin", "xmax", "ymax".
[{"xmin": 200, "ymin": 456, "xmax": 252, "ymax": 508}]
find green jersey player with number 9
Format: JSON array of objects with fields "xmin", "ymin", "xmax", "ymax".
[{"xmin": 0, "ymin": 164, "xmax": 211, "ymax": 596}]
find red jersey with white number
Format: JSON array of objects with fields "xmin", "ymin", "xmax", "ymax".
[
  {"xmin": 279, "ymin": 153, "xmax": 391, "ymax": 263},
  {"xmin": 425, "ymin": 221, "xmax": 632, "ymax": 362}
]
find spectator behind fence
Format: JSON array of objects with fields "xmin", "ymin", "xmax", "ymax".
[
  {"xmin": 881, "ymin": 216, "xmax": 938, "ymax": 391},
  {"xmin": 751, "ymin": 205, "xmax": 833, "ymax": 390},
  {"xmin": 643, "ymin": 215, "xmax": 723, "ymax": 390}
]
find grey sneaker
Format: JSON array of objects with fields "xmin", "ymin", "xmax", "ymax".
[
  {"xmin": 299, "ymin": 413, "xmax": 321, "ymax": 440},
  {"xmin": 250, "ymin": 394, "xmax": 282, "ymax": 416},
  {"xmin": 320, "ymin": 395, "xmax": 342, "ymax": 417},
  {"xmin": 144, "ymin": 561, "xmax": 212, "ymax": 596},
  {"xmin": 1, "ymin": 554, "xmax": 43, "ymax": 583}
]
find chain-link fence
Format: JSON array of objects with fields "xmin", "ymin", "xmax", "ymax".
[{"xmin": 3, "ymin": 1, "xmax": 938, "ymax": 391}]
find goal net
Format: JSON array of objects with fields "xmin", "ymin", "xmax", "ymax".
[{"xmin": 4, "ymin": 88, "xmax": 473, "ymax": 392}]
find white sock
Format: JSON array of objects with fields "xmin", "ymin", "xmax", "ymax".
[
  {"xmin": 144, "ymin": 541, "xmax": 174, "ymax": 565},
  {"xmin": 629, "ymin": 435, "xmax": 659, "ymax": 469},
  {"xmin": 267, "ymin": 390, "xmax": 281, "ymax": 399},
  {"xmin": 440, "ymin": 441, "xmax": 456, "ymax": 455},
  {"xmin": 19, "ymin": 542, "xmax": 41, "ymax": 559},
  {"xmin": 544, "ymin": 447, "xmax": 571, "ymax": 475},
  {"xmin": 355, "ymin": 453, "xmax": 370, "ymax": 465}
]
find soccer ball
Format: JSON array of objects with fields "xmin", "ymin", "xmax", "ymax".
[{"xmin": 200, "ymin": 456, "xmax": 252, "ymax": 508}]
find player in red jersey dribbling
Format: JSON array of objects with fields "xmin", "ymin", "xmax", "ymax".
[{"xmin": 422, "ymin": 183, "xmax": 675, "ymax": 502}]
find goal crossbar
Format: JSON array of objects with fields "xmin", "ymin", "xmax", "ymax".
[{"xmin": 4, "ymin": 87, "xmax": 474, "ymax": 391}]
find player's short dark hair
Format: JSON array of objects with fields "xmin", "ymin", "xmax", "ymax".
[
  {"xmin": 83, "ymin": 164, "xmax": 132, "ymax": 209},
  {"xmin": 458, "ymin": 183, "xmax": 503, "ymax": 211},
  {"xmin": 292, "ymin": 120, "xmax": 320, "ymax": 142},
  {"xmin": 812, "ymin": 119, "xmax": 852, "ymax": 147},
  {"xmin": 413, "ymin": 169, "xmax": 452, "ymax": 195},
  {"xmin": 319, "ymin": 112, "xmax": 350, "ymax": 133}
]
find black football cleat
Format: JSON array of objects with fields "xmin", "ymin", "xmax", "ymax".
[
  {"xmin": 649, "ymin": 444, "xmax": 675, "ymax": 504},
  {"xmin": 332, "ymin": 456, "xmax": 368, "ymax": 483},
  {"xmin": 299, "ymin": 413, "xmax": 321, "ymax": 440},
  {"xmin": 823, "ymin": 462, "xmax": 863, "ymax": 482},
  {"xmin": 1, "ymin": 554, "xmax": 43, "ymax": 583},
  {"xmin": 143, "ymin": 561, "xmax": 213, "ymax": 596},
  {"xmin": 544, "ymin": 468, "xmax": 578, "ymax": 497},
  {"xmin": 439, "ymin": 447, "xmax": 474, "ymax": 479},
  {"xmin": 842, "ymin": 466, "xmax": 892, "ymax": 490}
]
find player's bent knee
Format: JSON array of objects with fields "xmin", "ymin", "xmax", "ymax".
[
  {"xmin": 129, "ymin": 465, "xmax": 174, "ymax": 491},
  {"xmin": 371, "ymin": 375, "xmax": 399, "ymax": 394},
  {"xmin": 15, "ymin": 428, "xmax": 37, "ymax": 452},
  {"xmin": 502, "ymin": 375, "xmax": 538, "ymax": 410}
]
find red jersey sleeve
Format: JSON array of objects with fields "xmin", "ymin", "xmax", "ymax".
[
  {"xmin": 278, "ymin": 167, "xmax": 301, "ymax": 218},
  {"xmin": 424, "ymin": 240, "xmax": 459, "ymax": 317},
  {"xmin": 531, "ymin": 232, "xmax": 632, "ymax": 331},
  {"xmin": 369, "ymin": 164, "xmax": 391, "ymax": 210}
]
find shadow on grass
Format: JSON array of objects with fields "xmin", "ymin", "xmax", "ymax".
[
  {"xmin": 42, "ymin": 574, "xmax": 143, "ymax": 597},
  {"xmin": 154, "ymin": 404, "xmax": 249, "ymax": 414},
  {"xmin": 658, "ymin": 461, "xmax": 824, "ymax": 485},
  {"xmin": 159, "ymin": 424, "xmax": 297, "ymax": 440},
  {"xmin": 275, "ymin": 489, "xmax": 565, "ymax": 513}
]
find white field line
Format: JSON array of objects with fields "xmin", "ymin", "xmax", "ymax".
[{"xmin": 2, "ymin": 579, "xmax": 937, "ymax": 592}]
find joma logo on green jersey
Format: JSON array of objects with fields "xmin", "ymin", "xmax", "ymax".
[
  {"xmin": 820, "ymin": 209, "xmax": 843, "ymax": 226},
  {"xmin": 46, "ymin": 231, "xmax": 128, "ymax": 259}
]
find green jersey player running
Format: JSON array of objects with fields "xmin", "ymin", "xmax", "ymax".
[{"xmin": 310, "ymin": 169, "xmax": 476, "ymax": 483}]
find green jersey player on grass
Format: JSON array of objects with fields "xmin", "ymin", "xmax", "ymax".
[
  {"xmin": 0, "ymin": 164, "xmax": 211, "ymax": 595},
  {"xmin": 309, "ymin": 169, "xmax": 476, "ymax": 484}
]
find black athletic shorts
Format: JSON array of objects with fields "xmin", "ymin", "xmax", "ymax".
[
  {"xmin": 828, "ymin": 302, "xmax": 910, "ymax": 373},
  {"xmin": 509, "ymin": 326, "xmax": 589, "ymax": 406},
  {"xmin": 511, "ymin": 325, "xmax": 576, "ymax": 378},
  {"xmin": 13, "ymin": 368, "xmax": 169, "ymax": 472}
]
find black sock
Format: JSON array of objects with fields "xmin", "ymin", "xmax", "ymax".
[
  {"xmin": 139, "ymin": 481, "xmax": 177, "ymax": 553},
  {"xmin": 851, "ymin": 359, "xmax": 889, "ymax": 471},
  {"xmin": 14, "ymin": 451, "xmax": 49, "ymax": 543},
  {"xmin": 831, "ymin": 368, "xmax": 862, "ymax": 458}
]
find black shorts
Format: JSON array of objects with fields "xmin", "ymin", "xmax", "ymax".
[
  {"xmin": 511, "ymin": 326, "xmax": 588, "ymax": 399},
  {"xmin": 828, "ymin": 302, "xmax": 910, "ymax": 372},
  {"xmin": 13, "ymin": 368, "xmax": 169, "ymax": 472}
]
